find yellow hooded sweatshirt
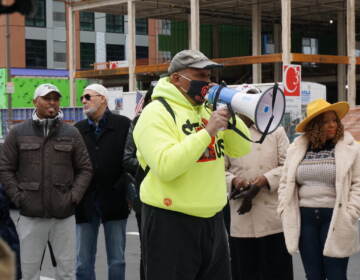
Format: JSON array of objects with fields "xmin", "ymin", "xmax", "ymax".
[{"xmin": 133, "ymin": 77, "xmax": 251, "ymax": 218}]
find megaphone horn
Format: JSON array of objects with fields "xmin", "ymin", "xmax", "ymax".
[{"xmin": 207, "ymin": 84, "xmax": 285, "ymax": 135}]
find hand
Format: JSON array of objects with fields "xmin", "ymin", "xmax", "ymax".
[
  {"xmin": 238, "ymin": 198, "xmax": 252, "ymax": 215},
  {"xmin": 205, "ymin": 108, "xmax": 231, "ymax": 137},
  {"xmin": 250, "ymin": 175, "xmax": 269, "ymax": 189},
  {"xmin": 236, "ymin": 184, "xmax": 261, "ymax": 200},
  {"xmin": 232, "ymin": 176, "xmax": 248, "ymax": 191}
]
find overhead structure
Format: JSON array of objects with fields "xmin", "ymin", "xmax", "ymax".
[{"xmin": 67, "ymin": 0, "xmax": 359, "ymax": 105}]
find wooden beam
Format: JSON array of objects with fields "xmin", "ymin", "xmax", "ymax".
[
  {"xmin": 281, "ymin": 0, "xmax": 291, "ymax": 65},
  {"xmin": 67, "ymin": 4, "xmax": 76, "ymax": 106},
  {"xmin": 75, "ymin": 54, "xmax": 284, "ymax": 78},
  {"xmin": 127, "ymin": 0, "xmax": 137, "ymax": 91},
  {"xmin": 214, "ymin": 54, "xmax": 283, "ymax": 66},
  {"xmin": 291, "ymin": 53, "xmax": 349, "ymax": 64},
  {"xmin": 190, "ymin": 0, "xmax": 200, "ymax": 50},
  {"xmin": 347, "ymin": 0, "xmax": 356, "ymax": 106},
  {"xmin": 71, "ymin": 0, "xmax": 127, "ymax": 12},
  {"xmin": 252, "ymin": 2, "xmax": 262, "ymax": 83}
]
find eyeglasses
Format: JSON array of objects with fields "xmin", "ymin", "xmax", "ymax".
[{"xmin": 80, "ymin": 94, "xmax": 102, "ymax": 102}]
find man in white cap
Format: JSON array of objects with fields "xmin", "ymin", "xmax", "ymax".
[
  {"xmin": 74, "ymin": 84, "xmax": 131, "ymax": 280},
  {"xmin": 0, "ymin": 83, "xmax": 92, "ymax": 280}
]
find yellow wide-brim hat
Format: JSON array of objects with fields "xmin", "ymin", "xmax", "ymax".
[{"xmin": 296, "ymin": 99, "xmax": 350, "ymax": 132}]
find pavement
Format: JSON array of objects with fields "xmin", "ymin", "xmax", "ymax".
[{"xmin": 10, "ymin": 211, "xmax": 360, "ymax": 280}]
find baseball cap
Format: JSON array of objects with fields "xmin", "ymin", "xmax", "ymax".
[
  {"xmin": 168, "ymin": 49, "xmax": 222, "ymax": 74},
  {"xmin": 84, "ymin": 84, "xmax": 109, "ymax": 102},
  {"xmin": 33, "ymin": 84, "xmax": 62, "ymax": 100}
]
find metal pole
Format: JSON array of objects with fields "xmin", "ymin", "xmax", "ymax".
[{"xmin": 5, "ymin": 14, "xmax": 12, "ymax": 124}]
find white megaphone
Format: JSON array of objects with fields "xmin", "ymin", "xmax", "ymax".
[{"xmin": 206, "ymin": 83, "xmax": 285, "ymax": 135}]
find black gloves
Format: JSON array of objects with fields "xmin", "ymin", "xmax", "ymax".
[{"xmin": 230, "ymin": 184, "xmax": 261, "ymax": 215}]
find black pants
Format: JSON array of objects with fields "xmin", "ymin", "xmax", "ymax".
[
  {"xmin": 230, "ymin": 232, "xmax": 293, "ymax": 280},
  {"xmin": 141, "ymin": 204, "xmax": 231, "ymax": 280},
  {"xmin": 135, "ymin": 211, "xmax": 145, "ymax": 280}
]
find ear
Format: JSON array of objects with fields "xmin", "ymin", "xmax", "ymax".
[
  {"xmin": 170, "ymin": 73, "xmax": 180, "ymax": 86},
  {"xmin": 32, "ymin": 98, "xmax": 37, "ymax": 107}
]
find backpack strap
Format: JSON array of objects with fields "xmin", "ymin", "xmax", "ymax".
[
  {"xmin": 155, "ymin": 97, "xmax": 176, "ymax": 123},
  {"xmin": 142, "ymin": 97, "xmax": 176, "ymax": 175}
]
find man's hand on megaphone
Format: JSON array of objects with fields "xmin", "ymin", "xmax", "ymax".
[{"xmin": 205, "ymin": 107, "xmax": 231, "ymax": 137}]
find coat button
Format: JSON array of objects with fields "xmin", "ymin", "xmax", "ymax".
[
  {"xmin": 95, "ymin": 146, "xmax": 99, "ymax": 150},
  {"xmin": 339, "ymin": 203, "xmax": 342, "ymax": 207}
]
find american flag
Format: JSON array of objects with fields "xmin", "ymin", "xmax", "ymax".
[{"xmin": 134, "ymin": 91, "xmax": 145, "ymax": 115}]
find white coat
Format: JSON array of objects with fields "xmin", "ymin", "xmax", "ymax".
[{"xmin": 278, "ymin": 131, "xmax": 360, "ymax": 257}]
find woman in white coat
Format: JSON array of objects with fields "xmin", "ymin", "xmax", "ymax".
[{"xmin": 278, "ymin": 99, "xmax": 360, "ymax": 280}]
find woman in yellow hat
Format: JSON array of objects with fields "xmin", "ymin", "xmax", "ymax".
[{"xmin": 278, "ymin": 99, "xmax": 360, "ymax": 280}]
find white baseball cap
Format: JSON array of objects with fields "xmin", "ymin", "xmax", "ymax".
[
  {"xmin": 33, "ymin": 84, "xmax": 61, "ymax": 100},
  {"xmin": 84, "ymin": 84, "xmax": 109, "ymax": 102}
]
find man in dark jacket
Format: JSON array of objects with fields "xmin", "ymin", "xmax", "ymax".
[
  {"xmin": 75, "ymin": 84, "xmax": 131, "ymax": 280},
  {"xmin": 0, "ymin": 83, "xmax": 92, "ymax": 280}
]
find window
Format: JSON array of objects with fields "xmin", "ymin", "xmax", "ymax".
[
  {"xmin": 302, "ymin": 37, "xmax": 318, "ymax": 55},
  {"xmin": 106, "ymin": 14, "xmax": 124, "ymax": 33},
  {"xmin": 158, "ymin": 19, "xmax": 171, "ymax": 35},
  {"xmin": 80, "ymin": 43, "xmax": 95, "ymax": 69},
  {"xmin": 54, "ymin": 12, "xmax": 65, "ymax": 22},
  {"xmin": 54, "ymin": 41, "xmax": 66, "ymax": 63},
  {"xmin": 136, "ymin": 46, "xmax": 148, "ymax": 59},
  {"xmin": 80, "ymin": 12, "xmax": 95, "ymax": 31},
  {"xmin": 25, "ymin": 0, "xmax": 46, "ymax": 27},
  {"xmin": 302, "ymin": 37, "xmax": 318, "ymax": 67},
  {"xmin": 106, "ymin": 44, "xmax": 125, "ymax": 61},
  {"xmin": 26, "ymin": 40, "xmax": 47, "ymax": 68},
  {"xmin": 136, "ymin": 19, "xmax": 148, "ymax": 35}
]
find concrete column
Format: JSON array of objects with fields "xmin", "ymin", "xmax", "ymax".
[
  {"xmin": 274, "ymin": 23, "xmax": 282, "ymax": 82},
  {"xmin": 347, "ymin": 0, "xmax": 356, "ymax": 106},
  {"xmin": 337, "ymin": 11, "xmax": 346, "ymax": 101},
  {"xmin": 252, "ymin": 2, "xmax": 262, "ymax": 83},
  {"xmin": 127, "ymin": 0, "xmax": 137, "ymax": 91},
  {"xmin": 190, "ymin": 0, "xmax": 200, "ymax": 50},
  {"xmin": 67, "ymin": 4, "xmax": 76, "ymax": 106},
  {"xmin": 281, "ymin": 0, "xmax": 291, "ymax": 65},
  {"xmin": 212, "ymin": 24, "xmax": 220, "ymax": 83}
]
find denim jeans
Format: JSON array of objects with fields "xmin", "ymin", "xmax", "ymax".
[
  {"xmin": 76, "ymin": 212, "xmax": 127, "ymax": 280},
  {"xmin": 299, "ymin": 207, "xmax": 349, "ymax": 280}
]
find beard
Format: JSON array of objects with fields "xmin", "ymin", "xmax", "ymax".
[{"xmin": 83, "ymin": 105, "xmax": 100, "ymax": 119}]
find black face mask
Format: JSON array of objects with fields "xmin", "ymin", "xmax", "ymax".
[{"xmin": 179, "ymin": 74, "xmax": 210, "ymax": 105}]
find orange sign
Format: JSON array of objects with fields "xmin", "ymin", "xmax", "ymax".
[{"xmin": 283, "ymin": 65, "xmax": 301, "ymax": 97}]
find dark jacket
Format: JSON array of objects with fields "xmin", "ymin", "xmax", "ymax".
[
  {"xmin": 123, "ymin": 116, "xmax": 146, "ymax": 213},
  {"xmin": 0, "ymin": 119, "xmax": 92, "ymax": 219},
  {"xmin": 75, "ymin": 111, "xmax": 131, "ymax": 223}
]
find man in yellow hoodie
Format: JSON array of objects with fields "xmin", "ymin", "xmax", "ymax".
[{"xmin": 133, "ymin": 49, "xmax": 251, "ymax": 280}]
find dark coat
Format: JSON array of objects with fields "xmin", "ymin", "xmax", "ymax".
[
  {"xmin": 75, "ymin": 111, "xmax": 131, "ymax": 223},
  {"xmin": 123, "ymin": 116, "xmax": 147, "ymax": 214},
  {"xmin": 0, "ymin": 119, "xmax": 92, "ymax": 219}
]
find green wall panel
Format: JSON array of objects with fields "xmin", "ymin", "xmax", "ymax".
[
  {"xmin": 219, "ymin": 25, "xmax": 251, "ymax": 58},
  {"xmin": 0, "ymin": 69, "xmax": 7, "ymax": 109},
  {"xmin": 10, "ymin": 77, "xmax": 87, "ymax": 108},
  {"xmin": 158, "ymin": 21, "xmax": 188, "ymax": 56},
  {"xmin": 200, "ymin": 24, "xmax": 213, "ymax": 58}
]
